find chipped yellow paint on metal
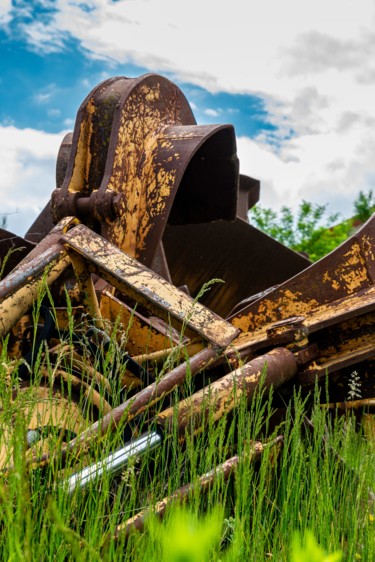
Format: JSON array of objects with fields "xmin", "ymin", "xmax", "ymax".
[
  {"xmin": 0, "ymin": 367, "xmax": 112, "ymax": 470},
  {"xmin": 63, "ymin": 224, "xmax": 240, "ymax": 348},
  {"xmin": 231, "ymin": 288, "xmax": 319, "ymax": 333},
  {"xmin": 230, "ymin": 285, "xmax": 375, "ymax": 357},
  {"xmin": 68, "ymin": 98, "xmax": 96, "ymax": 193},
  {"xmin": 157, "ymin": 348, "xmax": 297, "ymax": 436},
  {"xmin": 322, "ymin": 271, "xmax": 340, "ymax": 290},
  {"xmin": 0, "ymin": 253, "xmax": 71, "ymax": 339},
  {"xmin": 362, "ymin": 233, "xmax": 375, "ymax": 261},
  {"xmin": 329, "ymin": 242, "xmax": 369, "ymax": 294},
  {"xmin": 100, "ymin": 290, "xmax": 180, "ymax": 356},
  {"xmin": 104, "ymin": 82, "xmax": 181, "ymax": 257},
  {"xmin": 70, "ymin": 251, "xmax": 105, "ymax": 329}
]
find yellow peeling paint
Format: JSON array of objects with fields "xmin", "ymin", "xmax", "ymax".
[
  {"xmin": 97, "ymin": 80, "xmax": 187, "ymax": 259},
  {"xmin": 331, "ymin": 243, "xmax": 369, "ymax": 294},
  {"xmin": 100, "ymin": 291, "xmax": 178, "ymax": 355},
  {"xmin": 231, "ymin": 288, "xmax": 319, "ymax": 333},
  {"xmin": 362, "ymin": 234, "xmax": 375, "ymax": 261},
  {"xmin": 69, "ymin": 99, "xmax": 96, "ymax": 193}
]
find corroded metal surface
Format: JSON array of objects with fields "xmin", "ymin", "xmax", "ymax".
[
  {"xmin": 32, "ymin": 346, "xmax": 219, "ymax": 469},
  {"xmin": 163, "ymin": 218, "xmax": 310, "ymax": 317},
  {"xmin": 62, "ymin": 223, "xmax": 240, "ymax": 348},
  {"xmin": 0, "ymin": 250, "xmax": 70, "ymax": 339},
  {"xmin": 99, "ymin": 289, "xmax": 182, "ymax": 355},
  {"xmin": 51, "ymin": 74, "xmax": 239, "ymax": 268},
  {"xmin": 230, "ymin": 216, "xmax": 375, "ymax": 332},
  {"xmin": 0, "ymin": 217, "xmax": 78, "ymax": 339},
  {"xmin": 0, "ymin": 71, "xmax": 374, "ymax": 503},
  {"xmin": 157, "ymin": 347, "xmax": 298, "ymax": 436},
  {"xmin": 0, "ymin": 361, "xmax": 112, "ymax": 470}
]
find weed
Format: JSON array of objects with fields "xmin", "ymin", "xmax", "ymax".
[{"xmin": 0, "ymin": 301, "xmax": 374, "ymax": 560}]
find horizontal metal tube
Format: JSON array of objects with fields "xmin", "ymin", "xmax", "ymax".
[{"xmin": 65, "ymin": 430, "xmax": 162, "ymax": 494}]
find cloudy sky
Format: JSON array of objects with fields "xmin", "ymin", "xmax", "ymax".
[{"xmin": 1, "ymin": 0, "xmax": 375, "ymax": 235}]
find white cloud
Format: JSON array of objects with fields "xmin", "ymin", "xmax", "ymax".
[
  {"xmin": 237, "ymin": 117, "xmax": 375, "ymax": 217},
  {"xmin": 3, "ymin": 0, "xmax": 375, "ymax": 218},
  {"xmin": 34, "ymin": 92, "xmax": 52, "ymax": 104},
  {"xmin": 0, "ymin": 126, "xmax": 64, "ymax": 235},
  {"xmin": 19, "ymin": 20, "xmax": 67, "ymax": 53},
  {"xmin": 63, "ymin": 117, "xmax": 75, "ymax": 127},
  {"xmin": 204, "ymin": 108, "xmax": 220, "ymax": 117},
  {"xmin": 47, "ymin": 108, "xmax": 61, "ymax": 118},
  {"xmin": 0, "ymin": 0, "xmax": 11, "ymax": 24}
]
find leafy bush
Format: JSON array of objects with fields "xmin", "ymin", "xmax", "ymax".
[{"xmin": 249, "ymin": 190, "xmax": 375, "ymax": 262}]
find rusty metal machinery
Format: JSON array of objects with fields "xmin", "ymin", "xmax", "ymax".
[{"xmin": 0, "ymin": 74, "xmax": 374, "ymax": 509}]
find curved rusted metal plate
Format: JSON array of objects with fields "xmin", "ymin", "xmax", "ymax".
[
  {"xmin": 52, "ymin": 74, "xmax": 239, "ymax": 268},
  {"xmin": 163, "ymin": 217, "xmax": 310, "ymax": 318},
  {"xmin": 229, "ymin": 215, "xmax": 375, "ymax": 333},
  {"xmin": 0, "ymin": 228, "xmax": 35, "ymax": 277}
]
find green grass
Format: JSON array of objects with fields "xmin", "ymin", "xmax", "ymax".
[{"xmin": 0, "ymin": 305, "xmax": 374, "ymax": 561}]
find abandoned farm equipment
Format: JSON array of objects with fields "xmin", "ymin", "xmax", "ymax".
[{"xmin": 0, "ymin": 74, "xmax": 374, "ymax": 534}]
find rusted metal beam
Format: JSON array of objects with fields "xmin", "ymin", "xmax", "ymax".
[
  {"xmin": 0, "ymin": 218, "xmax": 79, "ymax": 339},
  {"xmin": 0, "ymin": 249, "xmax": 70, "ymax": 339},
  {"xmin": 229, "ymin": 216, "xmax": 375, "ymax": 333},
  {"xmin": 33, "ymin": 346, "xmax": 219, "ymax": 469},
  {"xmin": 107, "ymin": 436, "xmax": 283, "ymax": 542},
  {"xmin": 64, "ymin": 348, "xmax": 294, "ymax": 492},
  {"xmin": 62, "ymin": 224, "xmax": 239, "ymax": 348},
  {"xmin": 156, "ymin": 347, "xmax": 298, "ymax": 437},
  {"xmin": 163, "ymin": 218, "xmax": 310, "ymax": 318}
]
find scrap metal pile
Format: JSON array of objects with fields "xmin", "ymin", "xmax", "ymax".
[{"xmin": 0, "ymin": 74, "xmax": 374, "ymax": 522}]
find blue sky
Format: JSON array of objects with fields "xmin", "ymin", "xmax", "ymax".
[
  {"xmin": 0, "ymin": 33, "xmax": 276, "ymax": 137},
  {"xmin": 1, "ymin": 0, "xmax": 375, "ymax": 235}
]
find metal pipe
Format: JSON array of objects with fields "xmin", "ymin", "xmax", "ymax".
[
  {"xmin": 0, "ymin": 251, "xmax": 70, "ymax": 339},
  {"xmin": 0, "ymin": 245, "xmax": 65, "ymax": 301},
  {"xmin": 64, "ymin": 348, "xmax": 296, "ymax": 494},
  {"xmin": 65, "ymin": 430, "xmax": 162, "ymax": 494},
  {"xmin": 157, "ymin": 347, "xmax": 298, "ymax": 437},
  {"xmin": 31, "ymin": 346, "xmax": 218, "ymax": 471},
  {"xmin": 0, "ymin": 217, "xmax": 78, "ymax": 338},
  {"xmin": 107, "ymin": 436, "xmax": 283, "ymax": 542}
]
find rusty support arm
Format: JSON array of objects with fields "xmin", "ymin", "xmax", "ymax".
[
  {"xmin": 106, "ymin": 436, "xmax": 283, "ymax": 542},
  {"xmin": 63, "ymin": 347, "xmax": 297, "ymax": 492},
  {"xmin": 0, "ymin": 218, "xmax": 78, "ymax": 339}
]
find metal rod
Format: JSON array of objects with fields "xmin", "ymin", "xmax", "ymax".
[
  {"xmin": 32, "ymin": 346, "xmax": 218, "ymax": 470},
  {"xmin": 0, "ymin": 251, "xmax": 70, "ymax": 339},
  {"xmin": 107, "ymin": 436, "xmax": 283, "ymax": 542},
  {"xmin": 157, "ymin": 347, "xmax": 298, "ymax": 437},
  {"xmin": 0, "ymin": 245, "xmax": 65, "ymax": 301},
  {"xmin": 65, "ymin": 430, "xmax": 162, "ymax": 494},
  {"xmin": 64, "ymin": 349, "xmax": 296, "ymax": 494}
]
